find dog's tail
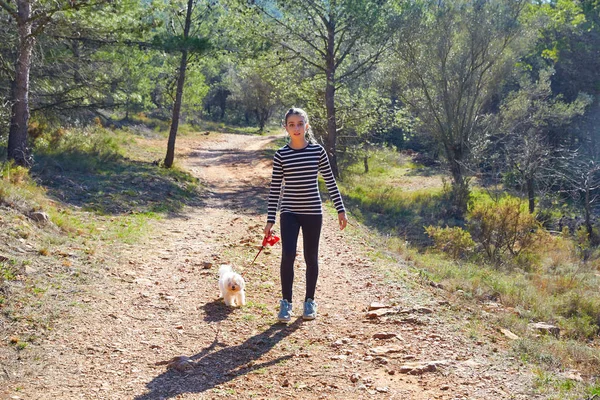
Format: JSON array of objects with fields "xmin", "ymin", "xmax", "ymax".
[{"xmin": 218, "ymin": 264, "xmax": 233, "ymax": 277}]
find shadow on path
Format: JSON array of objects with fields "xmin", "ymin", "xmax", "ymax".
[
  {"xmin": 200, "ymin": 299, "xmax": 234, "ymax": 323},
  {"xmin": 32, "ymin": 151, "xmax": 205, "ymax": 215},
  {"xmin": 29, "ymin": 133, "xmax": 283, "ymax": 217},
  {"xmin": 135, "ymin": 320, "xmax": 302, "ymax": 399}
]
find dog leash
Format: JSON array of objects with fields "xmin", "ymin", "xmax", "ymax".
[{"xmin": 250, "ymin": 233, "xmax": 280, "ymax": 265}]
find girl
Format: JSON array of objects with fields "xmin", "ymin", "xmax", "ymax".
[{"xmin": 264, "ymin": 108, "xmax": 347, "ymax": 322}]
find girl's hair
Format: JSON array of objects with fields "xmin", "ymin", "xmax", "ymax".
[{"xmin": 283, "ymin": 107, "xmax": 317, "ymax": 144}]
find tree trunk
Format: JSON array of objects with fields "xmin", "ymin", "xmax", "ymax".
[
  {"xmin": 7, "ymin": 0, "xmax": 34, "ymax": 167},
  {"xmin": 164, "ymin": 49, "xmax": 188, "ymax": 168},
  {"xmin": 325, "ymin": 17, "xmax": 339, "ymax": 178},
  {"xmin": 164, "ymin": 0, "xmax": 193, "ymax": 168},
  {"xmin": 447, "ymin": 144, "xmax": 469, "ymax": 215},
  {"xmin": 526, "ymin": 176, "xmax": 535, "ymax": 214},
  {"xmin": 585, "ymin": 182, "xmax": 594, "ymax": 242}
]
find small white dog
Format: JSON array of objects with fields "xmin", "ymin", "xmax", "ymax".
[{"xmin": 218, "ymin": 264, "xmax": 246, "ymax": 307}]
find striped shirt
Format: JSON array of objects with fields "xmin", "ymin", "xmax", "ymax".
[{"xmin": 267, "ymin": 143, "xmax": 345, "ymax": 223}]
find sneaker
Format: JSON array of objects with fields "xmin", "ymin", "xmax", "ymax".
[
  {"xmin": 303, "ymin": 298, "xmax": 317, "ymax": 320},
  {"xmin": 277, "ymin": 299, "xmax": 293, "ymax": 323}
]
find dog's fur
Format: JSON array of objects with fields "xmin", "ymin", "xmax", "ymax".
[{"xmin": 218, "ymin": 264, "xmax": 246, "ymax": 307}]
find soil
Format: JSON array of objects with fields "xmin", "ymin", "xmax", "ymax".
[{"xmin": 1, "ymin": 131, "xmax": 545, "ymax": 399}]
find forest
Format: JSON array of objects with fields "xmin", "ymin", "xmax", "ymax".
[
  {"xmin": 2, "ymin": 0, "xmax": 600, "ymax": 396},
  {"xmin": 2, "ymin": 0, "xmax": 599, "ymax": 217}
]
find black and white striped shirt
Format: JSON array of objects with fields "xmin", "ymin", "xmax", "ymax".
[{"xmin": 267, "ymin": 143, "xmax": 345, "ymax": 223}]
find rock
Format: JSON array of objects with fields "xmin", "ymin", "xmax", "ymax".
[
  {"xmin": 29, "ymin": 211, "xmax": 49, "ymax": 223},
  {"xmin": 330, "ymin": 355, "xmax": 347, "ymax": 360},
  {"xmin": 368, "ymin": 345, "xmax": 403, "ymax": 355},
  {"xmin": 376, "ymin": 387, "xmax": 389, "ymax": 393},
  {"xmin": 366, "ymin": 308, "xmax": 396, "ymax": 318},
  {"xmin": 201, "ymin": 262, "xmax": 213, "ymax": 269},
  {"xmin": 368, "ymin": 302, "xmax": 388, "ymax": 310},
  {"xmin": 413, "ymin": 306, "xmax": 433, "ymax": 314},
  {"xmin": 373, "ymin": 332, "xmax": 399, "ymax": 340},
  {"xmin": 134, "ymin": 277, "xmax": 153, "ymax": 286},
  {"xmin": 333, "ymin": 338, "xmax": 352, "ymax": 346},
  {"xmin": 159, "ymin": 356, "xmax": 194, "ymax": 372},
  {"xmin": 528, "ymin": 322, "xmax": 560, "ymax": 338},
  {"xmin": 24, "ymin": 266, "xmax": 36, "ymax": 275},
  {"xmin": 460, "ymin": 359, "xmax": 481, "ymax": 368},
  {"xmin": 559, "ymin": 369, "xmax": 583, "ymax": 382},
  {"xmin": 499, "ymin": 328, "xmax": 520, "ymax": 340},
  {"xmin": 398, "ymin": 361, "xmax": 446, "ymax": 375},
  {"xmin": 350, "ymin": 373, "xmax": 361, "ymax": 383}
]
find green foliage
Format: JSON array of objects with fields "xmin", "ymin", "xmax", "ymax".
[
  {"xmin": 467, "ymin": 196, "xmax": 542, "ymax": 266},
  {"xmin": 0, "ymin": 261, "xmax": 17, "ymax": 282},
  {"xmin": 227, "ymin": 53, "xmax": 293, "ymax": 131},
  {"xmin": 391, "ymin": 0, "xmax": 533, "ymax": 213},
  {"xmin": 151, "ymin": 35, "xmax": 211, "ymax": 54},
  {"xmin": 425, "ymin": 225, "xmax": 475, "ymax": 260}
]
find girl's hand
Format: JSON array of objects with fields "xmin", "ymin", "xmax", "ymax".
[
  {"xmin": 338, "ymin": 212, "xmax": 348, "ymax": 230},
  {"xmin": 264, "ymin": 222, "xmax": 274, "ymax": 238}
]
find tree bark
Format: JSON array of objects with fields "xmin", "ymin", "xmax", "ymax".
[
  {"xmin": 446, "ymin": 143, "xmax": 469, "ymax": 215},
  {"xmin": 164, "ymin": 0, "xmax": 194, "ymax": 168},
  {"xmin": 7, "ymin": 0, "xmax": 34, "ymax": 167},
  {"xmin": 526, "ymin": 176, "xmax": 535, "ymax": 214},
  {"xmin": 584, "ymin": 179, "xmax": 594, "ymax": 242},
  {"xmin": 325, "ymin": 15, "xmax": 339, "ymax": 178}
]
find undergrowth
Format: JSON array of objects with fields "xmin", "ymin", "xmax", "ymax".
[{"xmin": 340, "ymin": 145, "xmax": 600, "ymax": 398}]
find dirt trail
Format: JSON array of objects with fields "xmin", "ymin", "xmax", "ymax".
[{"xmin": 5, "ymin": 132, "xmax": 542, "ymax": 399}]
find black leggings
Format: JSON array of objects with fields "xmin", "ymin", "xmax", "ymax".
[{"xmin": 280, "ymin": 213, "xmax": 323, "ymax": 303}]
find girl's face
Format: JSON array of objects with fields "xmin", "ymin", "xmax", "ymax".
[{"xmin": 285, "ymin": 114, "xmax": 308, "ymax": 139}]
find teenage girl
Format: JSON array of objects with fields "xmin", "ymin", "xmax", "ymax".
[{"xmin": 264, "ymin": 107, "xmax": 347, "ymax": 322}]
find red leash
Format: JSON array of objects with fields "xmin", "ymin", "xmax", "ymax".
[{"xmin": 251, "ymin": 234, "xmax": 280, "ymax": 265}]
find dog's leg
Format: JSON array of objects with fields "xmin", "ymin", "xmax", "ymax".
[{"xmin": 239, "ymin": 291, "xmax": 246, "ymax": 306}]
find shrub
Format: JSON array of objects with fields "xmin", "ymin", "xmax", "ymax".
[
  {"xmin": 468, "ymin": 196, "xmax": 542, "ymax": 266},
  {"xmin": 1, "ymin": 162, "xmax": 30, "ymax": 184},
  {"xmin": 425, "ymin": 225, "xmax": 475, "ymax": 259}
]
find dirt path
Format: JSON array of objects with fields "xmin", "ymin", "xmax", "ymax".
[{"xmin": 4, "ymin": 132, "xmax": 543, "ymax": 399}]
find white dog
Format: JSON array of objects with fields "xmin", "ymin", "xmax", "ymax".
[{"xmin": 218, "ymin": 264, "xmax": 246, "ymax": 307}]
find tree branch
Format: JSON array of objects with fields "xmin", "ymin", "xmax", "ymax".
[{"xmin": 254, "ymin": 4, "xmax": 326, "ymax": 58}]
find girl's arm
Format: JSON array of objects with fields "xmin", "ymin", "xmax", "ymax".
[
  {"xmin": 318, "ymin": 147, "xmax": 347, "ymax": 230},
  {"xmin": 266, "ymin": 152, "xmax": 283, "ymax": 227}
]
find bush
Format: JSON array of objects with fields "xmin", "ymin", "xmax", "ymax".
[
  {"xmin": 1, "ymin": 162, "xmax": 30, "ymax": 184},
  {"xmin": 468, "ymin": 196, "xmax": 542, "ymax": 266},
  {"xmin": 425, "ymin": 225, "xmax": 475, "ymax": 259}
]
